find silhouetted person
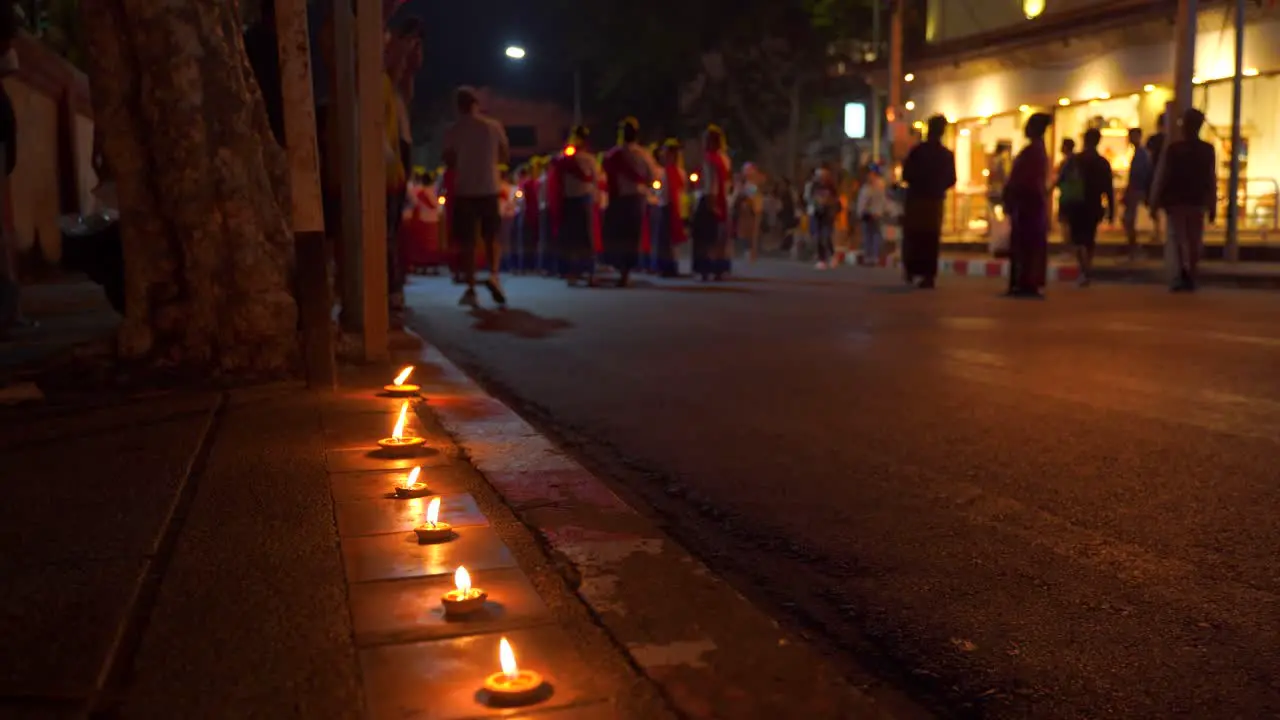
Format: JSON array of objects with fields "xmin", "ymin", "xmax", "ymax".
[
  {"xmin": 1002, "ymin": 113, "xmax": 1053, "ymax": 298},
  {"xmin": 1152, "ymin": 108, "xmax": 1216, "ymax": 292},
  {"xmin": 901, "ymin": 114, "xmax": 957, "ymax": 288}
]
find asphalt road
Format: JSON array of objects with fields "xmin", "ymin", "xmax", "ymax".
[{"xmin": 405, "ymin": 261, "xmax": 1280, "ymax": 719}]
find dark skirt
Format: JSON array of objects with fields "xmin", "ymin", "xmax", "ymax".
[
  {"xmin": 537, "ymin": 208, "xmax": 555, "ymax": 274},
  {"xmin": 902, "ymin": 196, "xmax": 945, "ymax": 279},
  {"xmin": 602, "ymin": 194, "xmax": 647, "ymax": 272},
  {"xmin": 513, "ymin": 212, "xmax": 539, "ymax": 272},
  {"xmin": 557, "ymin": 196, "xmax": 595, "ymax": 277},
  {"xmin": 651, "ymin": 205, "xmax": 678, "ymax": 276},
  {"xmin": 691, "ymin": 198, "xmax": 730, "ymax": 276},
  {"xmin": 1009, "ymin": 211, "xmax": 1049, "ymax": 291}
]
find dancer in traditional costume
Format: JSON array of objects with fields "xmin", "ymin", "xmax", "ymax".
[
  {"xmin": 691, "ymin": 125, "xmax": 731, "ymax": 281},
  {"xmin": 600, "ymin": 118, "xmax": 655, "ymax": 287}
]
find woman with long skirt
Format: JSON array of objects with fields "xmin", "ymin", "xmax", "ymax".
[
  {"xmin": 601, "ymin": 118, "xmax": 655, "ymax": 287},
  {"xmin": 651, "ymin": 139, "xmax": 687, "ymax": 277},
  {"xmin": 1002, "ymin": 113, "xmax": 1053, "ymax": 298},
  {"xmin": 691, "ymin": 125, "xmax": 731, "ymax": 281},
  {"xmin": 552, "ymin": 126, "xmax": 599, "ymax": 285}
]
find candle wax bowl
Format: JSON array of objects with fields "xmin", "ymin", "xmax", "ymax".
[
  {"xmin": 414, "ymin": 521, "xmax": 454, "ymax": 544},
  {"xmin": 441, "ymin": 589, "xmax": 487, "ymax": 617},
  {"xmin": 393, "ymin": 482, "xmax": 430, "ymax": 499},
  {"xmin": 383, "ymin": 383, "xmax": 421, "ymax": 397},
  {"xmin": 377, "ymin": 436, "xmax": 426, "ymax": 455},
  {"xmin": 482, "ymin": 670, "xmax": 548, "ymax": 707}
]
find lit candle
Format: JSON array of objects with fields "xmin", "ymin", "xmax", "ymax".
[
  {"xmin": 414, "ymin": 496, "xmax": 454, "ymax": 543},
  {"xmin": 394, "ymin": 466, "xmax": 429, "ymax": 499},
  {"xmin": 482, "ymin": 637, "xmax": 548, "ymax": 707},
  {"xmin": 441, "ymin": 566, "xmax": 487, "ymax": 617},
  {"xmin": 689, "ymin": 172, "xmax": 699, "ymax": 183},
  {"xmin": 384, "ymin": 365, "xmax": 420, "ymax": 396},
  {"xmin": 377, "ymin": 401, "xmax": 426, "ymax": 454},
  {"xmin": 652, "ymin": 180, "xmax": 661, "ymax": 190}
]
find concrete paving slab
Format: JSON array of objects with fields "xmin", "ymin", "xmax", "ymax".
[
  {"xmin": 359, "ymin": 626, "xmax": 604, "ymax": 720},
  {"xmin": 0, "ymin": 699, "xmax": 83, "ymax": 720},
  {"xmin": 120, "ymin": 387, "xmax": 361, "ymax": 719},
  {"xmin": 341, "ymin": 525, "xmax": 515, "ymax": 583},
  {"xmin": 335, "ymin": 493, "xmax": 486, "ymax": 537},
  {"xmin": 0, "ymin": 395, "xmax": 217, "ymax": 564},
  {"xmin": 329, "ymin": 467, "xmax": 471, "ymax": 503},
  {"xmin": 325, "ymin": 445, "xmax": 450, "ymax": 473},
  {"xmin": 348, "ymin": 569, "xmax": 551, "ymax": 646},
  {"xmin": 320, "ymin": 391, "xmax": 423, "ymax": 416},
  {"xmin": 321, "ymin": 413, "xmax": 455, "ymax": 453},
  {"xmin": 503, "ymin": 702, "xmax": 628, "ymax": 720},
  {"xmin": 0, "ymin": 558, "xmax": 142, "ymax": 699}
]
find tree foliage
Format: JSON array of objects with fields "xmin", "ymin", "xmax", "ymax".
[{"xmin": 553, "ymin": 0, "xmax": 877, "ymax": 168}]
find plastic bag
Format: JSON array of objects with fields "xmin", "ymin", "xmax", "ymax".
[{"xmin": 989, "ymin": 217, "xmax": 1011, "ymax": 258}]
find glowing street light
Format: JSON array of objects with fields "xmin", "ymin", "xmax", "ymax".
[{"xmin": 505, "ymin": 46, "xmax": 526, "ymax": 60}]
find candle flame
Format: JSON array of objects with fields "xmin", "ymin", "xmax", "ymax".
[
  {"xmin": 391, "ymin": 401, "xmax": 409, "ymax": 440},
  {"xmin": 403, "ymin": 466, "xmax": 421, "ymax": 489},
  {"xmin": 652, "ymin": 180, "xmax": 661, "ymax": 190},
  {"xmin": 393, "ymin": 366, "xmax": 414, "ymax": 386},
  {"xmin": 564, "ymin": 145, "xmax": 576, "ymax": 157},
  {"xmin": 454, "ymin": 566, "xmax": 471, "ymax": 595},
  {"xmin": 426, "ymin": 496, "xmax": 441, "ymax": 527},
  {"xmin": 689, "ymin": 172, "xmax": 699, "ymax": 183},
  {"xmin": 499, "ymin": 637, "xmax": 518, "ymax": 678}
]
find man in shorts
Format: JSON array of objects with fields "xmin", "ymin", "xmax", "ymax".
[{"xmin": 442, "ymin": 86, "xmax": 510, "ymax": 307}]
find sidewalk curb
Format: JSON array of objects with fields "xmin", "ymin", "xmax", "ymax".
[
  {"xmin": 415, "ymin": 344, "xmax": 905, "ymax": 719},
  {"xmin": 836, "ymin": 251, "xmax": 1084, "ymax": 282}
]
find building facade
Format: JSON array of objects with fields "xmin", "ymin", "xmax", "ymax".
[{"xmin": 906, "ymin": 0, "xmax": 1280, "ymax": 237}]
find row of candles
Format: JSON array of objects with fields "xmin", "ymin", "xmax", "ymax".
[{"xmin": 379, "ymin": 367, "xmax": 547, "ymax": 707}]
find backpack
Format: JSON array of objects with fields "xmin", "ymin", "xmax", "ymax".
[{"xmin": 1057, "ymin": 156, "xmax": 1084, "ymax": 206}]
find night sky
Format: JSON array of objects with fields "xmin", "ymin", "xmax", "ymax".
[{"xmin": 403, "ymin": 0, "xmax": 575, "ymax": 107}]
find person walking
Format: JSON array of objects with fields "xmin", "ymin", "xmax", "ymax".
[
  {"xmin": 551, "ymin": 126, "xmax": 598, "ymax": 286},
  {"xmin": 1146, "ymin": 113, "xmax": 1168, "ymax": 242},
  {"xmin": 855, "ymin": 164, "xmax": 889, "ymax": 266},
  {"xmin": 1053, "ymin": 138, "xmax": 1076, "ymax": 247},
  {"xmin": 1060, "ymin": 129, "xmax": 1116, "ymax": 286},
  {"xmin": 601, "ymin": 117, "xmax": 655, "ymax": 287},
  {"xmin": 1122, "ymin": 128, "xmax": 1154, "ymax": 260},
  {"xmin": 651, "ymin": 139, "xmax": 687, "ymax": 277},
  {"xmin": 691, "ymin": 125, "xmax": 732, "ymax": 281},
  {"xmin": 901, "ymin": 115, "xmax": 957, "ymax": 288},
  {"xmin": 1151, "ymin": 108, "xmax": 1216, "ymax": 292},
  {"xmin": 442, "ymin": 86, "xmax": 510, "ymax": 307},
  {"xmin": 1002, "ymin": 113, "xmax": 1053, "ymax": 298},
  {"xmin": 804, "ymin": 167, "xmax": 840, "ymax": 269}
]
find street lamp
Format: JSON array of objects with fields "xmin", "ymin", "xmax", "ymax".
[{"xmin": 503, "ymin": 46, "xmax": 582, "ymax": 126}]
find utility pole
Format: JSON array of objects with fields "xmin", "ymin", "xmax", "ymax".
[
  {"xmin": 1152, "ymin": 0, "xmax": 1197, "ymax": 279},
  {"xmin": 1226, "ymin": 0, "xmax": 1245, "ymax": 262},
  {"xmin": 871, "ymin": 0, "xmax": 882, "ymax": 163},
  {"xmin": 888, "ymin": 0, "xmax": 907, "ymax": 174},
  {"xmin": 333, "ymin": 0, "xmax": 361, "ymax": 334},
  {"xmin": 278, "ymin": 0, "xmax": 335, "ymax": 388},
  {"xmin": 358, "ymin": 0, "xmax": 389, "ymax": 361}
]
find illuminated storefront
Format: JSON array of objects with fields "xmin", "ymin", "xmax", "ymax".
[{"xmin": 909, "ymin": 5, "xmax": 1280, "ymax": 237}]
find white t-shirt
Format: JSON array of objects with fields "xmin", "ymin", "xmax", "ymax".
[{"xmin": 443, "ymin": 113, "xmax": 509, "ymax": 198}]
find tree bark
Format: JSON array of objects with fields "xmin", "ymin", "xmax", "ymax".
[{"xmin": 82, "ymin": 0, "xmax": 297, "ymax": 376}]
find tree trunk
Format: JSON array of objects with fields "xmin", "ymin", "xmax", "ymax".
[{"xmin": 82, "ymin": 0, "xmax": 297, "ymax": 376}]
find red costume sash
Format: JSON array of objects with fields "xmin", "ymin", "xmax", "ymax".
[
  {"xmin": 592, "ymin": 175, "xmax": 606, "ymax": 253},
  {"xmin": 665, "ymin": 163, "xmax": 687, "ymax": 244},
  {"xmin": 603, "ymin": 146, "xmax": 644, "ymax": 201},
  {"xmin": 706, "ymin": 151, "xmax": 729, "ymax": 220},
  {"xmin": 547, "ymin": 162, "xmax": 565, "ymax": 237},
  {"xmin": 519, "ymin": 178, "xmax": 539, "ymax": 228}
]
